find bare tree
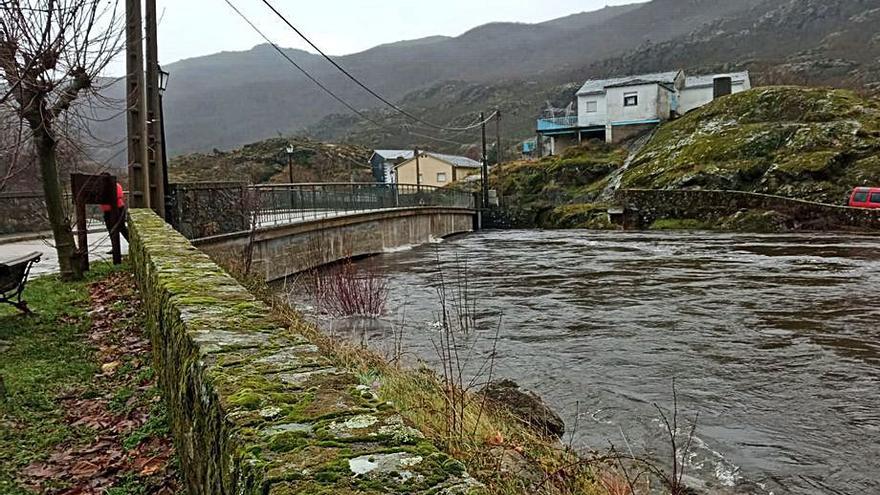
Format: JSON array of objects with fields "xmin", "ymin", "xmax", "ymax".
[{"xmin": 0, "ymin": 0, "xmax": 123, "ymax": 280}]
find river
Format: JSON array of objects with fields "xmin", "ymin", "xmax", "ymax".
[{"xmin": 287, "ymin": 230, "xmax": 880, "ymax": 495}]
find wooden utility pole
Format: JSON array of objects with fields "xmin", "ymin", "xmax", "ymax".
[
  {"xmin": 480, "ymin": 112, "xmax": 489, "ymax": 209},
  {"xmin": 414, "ymin": 148, "xmax": 421, "ymax": 187},
  {"xmin": 145, "ymin": 0, "xmax": 165, "ymax": 218},
  {"xmin": 495, "ymin": 109, "xmax": 503, "ymax": 206},
  {"xmin": 126, "ymin": 0, "xmax": 148, "ymax": 208}
]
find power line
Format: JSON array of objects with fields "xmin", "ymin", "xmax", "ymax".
[
  {"xmin": 258, "ymin": 0, "xmax": 497, "ymax": 132},
  {"xmin": 220, "ymin": 0, "xmax": 475, "ymax": 148},
  {"xmin": 220, "ymin": 0, "xmax": 389, "ymax": 129}
]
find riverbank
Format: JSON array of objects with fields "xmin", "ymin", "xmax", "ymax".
[
  {"xmin": 0, "ymin": 264, "xmax": 182, "ymax": 494},
  {"xmin": 230, "ymin": 265, "xmax": 656, "ymax": 495}
]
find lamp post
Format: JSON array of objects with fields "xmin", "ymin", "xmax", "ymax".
[
  {"xmin": 158, "ymin": 66, "xmax": 170, "ymax": 221},
  {"xmin": 285, "ymin": 145, "xmax": 295, "ymax": 210}
]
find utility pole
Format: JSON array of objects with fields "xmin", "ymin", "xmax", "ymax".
[
  {"xmin": 495, "ymin": 109, "xmax": 503, "ymax": 206},
  {"xmin": 145, "ymin": 0, "xmax": 165, "ymax": 218},
  {"xmin": 126, "ymin": 0, "xmax": 148, "ymax": 208},
  {"xmin": 480, "ymin": 112, "xmax": 489, "ymax": 209},
  {"xmin": 414, "ymin": 148, "xmax": 421, "ymax": 188}
]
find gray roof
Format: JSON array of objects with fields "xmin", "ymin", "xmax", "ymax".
[
  {"xmin": 394, "ymin": 152, "xmax": 482, "ymax": 170},
  {"xmin": 427, "ymin": 153, "xmax": 482, "ymax": 168},
  {"xmin": 685, "ymin": 71, "xmax": 750, "ymax": 89},
  {"xmin": 372, "ymin": 150, "xmax": 414, "ymax": 161},
  {"xmin": 577, "ymin": 71, "xmax": 682, "ymax": 95}
]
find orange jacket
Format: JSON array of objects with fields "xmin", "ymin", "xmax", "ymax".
[{"xmin": 100, "ymin": 183, "xmax": 126, "ymax": 213}]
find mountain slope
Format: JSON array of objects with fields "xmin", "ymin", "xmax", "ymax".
[
  {"xmin": 95, "ymin": 0, "xmax": 769, "ymax": 159},
  {"xmin": 310, "ymin": 0, "xmax": 880, "ymax": 156}
]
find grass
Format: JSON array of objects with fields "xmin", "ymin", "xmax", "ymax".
[
  {"xmin": 0, "ymin": 263, "xmax": 182, "ymax": 494},
  {"xmin": 0, "ymin": 264, "xmax": 119, "ymax": 494}
]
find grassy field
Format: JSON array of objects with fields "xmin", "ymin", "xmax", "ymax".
[{"xmin": 0, "ymin": 264, "xmax": 181, "ymax": 494}]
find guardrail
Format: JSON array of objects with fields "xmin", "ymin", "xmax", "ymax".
[
  {"xmin": 168, "ymin": 182, "xmax": 476, "ymax": 239},
  {"xmin": 537, "ymin": 116, "xmax": 579, "ymax": 132}
]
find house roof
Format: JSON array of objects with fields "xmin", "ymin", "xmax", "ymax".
[
  {"xmin": 372, "ymin": 150, "xmax": 414, "ymax": 161},
  {"xmin": 394, "ymin": 152, "xmax": 482, "ymax": 170},
  {"xmin": 685, "ymin": 71, "xmax": 751, "ymax": 89},
  {"xmin": 577, "ymin": 71, "xmax": 682, "ymax": 95}
]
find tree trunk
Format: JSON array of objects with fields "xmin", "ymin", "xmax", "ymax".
[{"xmin": 33, "ymin": 127, "xmax": 83, "ymax": 281}]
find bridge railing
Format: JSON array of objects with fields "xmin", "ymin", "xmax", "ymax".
[{"xmin": 168, "ymin": 182, "xmax": 475, "ymax": 239}]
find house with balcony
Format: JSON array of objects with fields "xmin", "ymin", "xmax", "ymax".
[{"xmin": 537, "ymin": 70, "xmax": 751, "ymax": 154}]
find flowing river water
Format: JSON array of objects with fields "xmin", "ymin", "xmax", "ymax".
[{"xmin": 285, "ymin": 230, "xmax": 880, "ymax": 495}]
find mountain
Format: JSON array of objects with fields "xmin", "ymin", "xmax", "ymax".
[
  {"xmin": 92, "ymin": 0, "xmax": 770, "ymax": 159},
  {"xmin": 90, "ymin": 0, "xmax": 880, "ymax": 165}
]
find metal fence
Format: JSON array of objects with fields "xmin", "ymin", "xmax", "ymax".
[{"xmin": 167, "ymin": 182, "xmax": 476, "ymax": 239}]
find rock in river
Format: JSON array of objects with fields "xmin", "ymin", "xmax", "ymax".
[{"xmin": 480, "ymin": 379, "xmax": 565, "ymax": 438}]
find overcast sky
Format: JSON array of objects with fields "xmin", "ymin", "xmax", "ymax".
[{"xmin": 111, "ymin": 0, "xmax": 646, "ymax": 75}]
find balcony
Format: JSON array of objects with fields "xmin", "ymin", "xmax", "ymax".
[{"xmin": 536, "ymin": 115, "xmax": 579, "ymax": 132}]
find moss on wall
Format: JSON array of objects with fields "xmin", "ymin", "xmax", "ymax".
[{"xmin": 127, "ymin": 209, "xmax": 481, "ymax": 494}]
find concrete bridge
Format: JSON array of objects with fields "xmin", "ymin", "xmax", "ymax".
[{"xmin": 168, "ymin": 182, "xmax": 478, "ymax": 281}]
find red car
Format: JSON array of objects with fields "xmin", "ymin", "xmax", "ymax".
[{"xmin": 848, "ymin": 187, "xmax": 880, "ymax": 208}]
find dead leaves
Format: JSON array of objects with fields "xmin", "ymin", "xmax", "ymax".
[{"xmin": 17, "ymin": 272, "xmax": 181, "ymax": 495}]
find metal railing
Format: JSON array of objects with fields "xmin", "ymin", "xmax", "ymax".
[
  {"xmin": 167, "ymin": 182, "xmax": 476, "ymax": 239},
  {"xmin": 537, "ymin": 115, "xmax": 580, "ymax": 131},
  {"xmin": 252, "ymin": 183, "xmax": 475, "ymax": 228}
]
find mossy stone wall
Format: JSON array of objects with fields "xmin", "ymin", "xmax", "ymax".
[
  {"xmin": 618, "ymin": 189, "xmax": 880, "ymax": 230},
  {"xmin": 128, "ymin": 209, "xmax": 480, "ymax": 494}
]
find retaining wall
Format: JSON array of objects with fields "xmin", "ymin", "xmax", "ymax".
[
  {"xmin": 128, "ymin": 209, "xmax": 479, "ymax": 495},
  {"xmin": 617, "ymin": 189, "xmax": 880, "ymax": 230}
]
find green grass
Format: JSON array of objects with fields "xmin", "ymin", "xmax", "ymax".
[{"xmin": 0, "ymin": 264, "xmax": 121, "ymax": 494}]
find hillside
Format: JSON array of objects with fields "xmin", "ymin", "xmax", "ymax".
[
  {"xmin": 491, "ymin": 86, "xmax": 880, "ymax": 229},
  {"xmin": 92, "ymin": 0, "xmax": 776, "ymax": 160},
  {"xmin": 309, "ymin": 0, "xmax": 880, "ymax": 154},
  {"xmin": 620, "ymin": 86, "xmax": 880, "ymax": 204},
  {"xmin": 168, "ymin": 138, "xmax": 372, "ymax": 184}
]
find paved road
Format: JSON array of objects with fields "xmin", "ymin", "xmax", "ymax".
[{"xmin": 0, "ymin": 234, "xmax": 128, "ymax": 277}]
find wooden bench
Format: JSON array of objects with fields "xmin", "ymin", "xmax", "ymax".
[{"xmin": 0, "ymin": 252, "xmax": 42, "ymax": 314}]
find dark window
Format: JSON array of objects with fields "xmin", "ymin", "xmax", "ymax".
[
  {"xmin": 624, "ymin": 93, "xmax": 638, "ymax": 107},
  {"xmin": 871, "ymin": 192, "xmax": 880, "ymax": 204},
  {"xmin": 854, "ymin": 191, "xmax": 869, "ymax": 203}
]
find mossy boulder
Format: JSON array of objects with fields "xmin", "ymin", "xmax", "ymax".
[{"xmin": 621, "ymin": 86, "xmax": 880, "ymax": 204}]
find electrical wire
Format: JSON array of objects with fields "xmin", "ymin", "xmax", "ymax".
[
  {"xmin": 220, "ymin": 0, "xmax": 391, "ymax": 130},
  {"xmin": 258, "ymin": 0, "xmax": 497, "ymax": 132},
  {"xmin": 221, "ymin": 0, "xmax": 479, "ymax": 148}
]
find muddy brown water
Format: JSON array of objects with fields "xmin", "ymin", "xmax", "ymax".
[{"xmin": 285, "ymin": 230, "xmax": 880, "ymax": 495}]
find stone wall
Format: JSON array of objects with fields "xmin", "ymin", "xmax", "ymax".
[
  {"xmin": 196, "ymin": 207, "xmax": 475, "ymax": 281},
  {"xmin": 128, "ymin": 209, "xmax": 479, "ymax": 495},
  {"xmin": 617, "ymin": 189, "xmax": 880, "ymax": 230}
]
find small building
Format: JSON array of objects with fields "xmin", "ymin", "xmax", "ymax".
[
  {"xmin": 393, "ymin": 152, "xmax": 482, "ymax": 188},
  {"xmin": 369, "ymin": 150, "xmax": 414, "ymax": 183},
  {"xmin": 537, "ymin": 70, "xmax": 751, "ymax": 154}
]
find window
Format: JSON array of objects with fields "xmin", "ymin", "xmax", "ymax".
[
  {"xmin": 854, "ymin": 191, "xmax": 869, "ymax": 203},
  {"xmin": 871, "ymin": 192, "xmax": 880, "ymax": 204},
  {"xmin": 585, "ymin": 100, "xmax": 598, "ymax": 113},
  {"xmin": 418, "ymin": 173, "xmax": 424, "ymax": 183},
  {"xmin": 624, "ymin": 92, "xmax": 638, "ymax": 107},
  {"xmin": 437, "ymin": 172, "xmax": 448, "ymax": 183}
]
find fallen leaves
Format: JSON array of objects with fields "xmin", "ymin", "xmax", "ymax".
[{"xmin": 17, "ymin": 272, "xmax": 182, "ymax": 495}]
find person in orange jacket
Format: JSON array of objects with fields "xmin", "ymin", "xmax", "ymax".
[{"xmin": 100, "ymin": 180, "xmax": 129, "ymax": 241}]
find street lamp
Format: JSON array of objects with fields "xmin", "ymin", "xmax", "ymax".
[
  {"xmin": 285, "ymin": 145, "xmax": 295, "ymax": 184},
  {"xmin": 158, "ymin": 65, "xmax": 171, "ymax": 221}
]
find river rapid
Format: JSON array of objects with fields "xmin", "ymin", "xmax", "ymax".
[{"xmin": 286, "ymin": 230, "xmax": 880, "ymax": 494}]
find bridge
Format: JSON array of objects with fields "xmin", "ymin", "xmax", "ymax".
[{"xmin": 166, "ymin": 182, "xmax": 478, "ymax": 281}]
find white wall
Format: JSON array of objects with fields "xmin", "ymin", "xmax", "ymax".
[
  {"xmin": 578, "ymin": 93, "xmax": 607, "ymax": 127},
  {"xmin": 606, "ymin": 83, "xmax": 663, "ymax": 124},
  {"xmin": 679, "ymin": 81, "xmax": 750, "ymax": 114}
]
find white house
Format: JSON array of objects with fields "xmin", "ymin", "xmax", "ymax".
[{"xmin": 537, "ymin": 70, "xmax": 751, "ymax": 154}]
